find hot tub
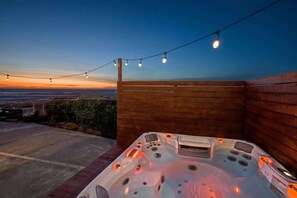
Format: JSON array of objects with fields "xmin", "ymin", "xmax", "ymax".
[{"xmin": 77, "ymin": 132, "xmax": 297, "ymax": 198}]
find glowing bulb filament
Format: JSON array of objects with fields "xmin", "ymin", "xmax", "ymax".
[
  {"xmin": 114, "ymin": 60, "xmax": 117, "ymax": 67},
  {"xmin": 6, "ymin": 75, "xmax": 9, "ymax": 81},
  {"xmin": 125, "ymin": 60, "xmax": 128, "ymax": 66},
  {"xmin": 138, "ymin": 59, "xmax": 142, "ymax": 67},
  {"xmin": 162, "ymin": 53, "xmax": 167, "ymax": 64},
  {"xmin": 85, "ymin": 72, "xmax": 88, "ymax": 78}
]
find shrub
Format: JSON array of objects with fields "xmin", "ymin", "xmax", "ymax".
[{"xmin": 45, "ymin": 99, "xmax": 117, "ymax": 138}]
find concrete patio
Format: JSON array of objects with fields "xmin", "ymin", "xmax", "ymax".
[{"xmin": 0, "ymin": 122, "xmax": 115, "ymax": 198}]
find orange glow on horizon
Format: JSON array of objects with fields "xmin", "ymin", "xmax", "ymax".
[{"xmin": 0, "ymin": 76, "xmax": 116, "ymax": 89}]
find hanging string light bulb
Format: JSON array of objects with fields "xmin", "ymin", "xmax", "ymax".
[
  {"xmin": 114, "ymin": 60, "xmax": 117, "ymax": 67},
  {"xmin": 6, "ymin": 75, "xmax": 9, "ymax": 81},
  {"xmin": 162, "ymin": 53, "xmax": 167, "ymax": 64},
  {"xmin": 212, "ymin": 31, "xmax": 220, "ymax": 49},
  {"xmin": 125, "ymin": 59, "xmax": 128, "ymax": 66},
  {"xmin": 85, "ymin": 72, "xmax": 89, "ymax": 78},
  {"xmin": 50, "ymin": 78, "xmax": 53, "ymax": 84},
  {"xmin": 138, "ymin": 59, "xmax": 142, "ymax": 67}
]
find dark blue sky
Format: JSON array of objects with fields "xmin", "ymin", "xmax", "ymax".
[{"xmin": 0, "ymin": 0, "xmax": 296, "ymax": 86}]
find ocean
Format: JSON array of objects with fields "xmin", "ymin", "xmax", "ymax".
[{"xmin": 0, "ymin": 89, "xmax": 117, "ymax": 104}]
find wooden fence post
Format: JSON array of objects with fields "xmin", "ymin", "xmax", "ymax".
[
  {"xmin": 118, "ymin": 58, "xmax": 122, "ymax": 83},
  {"xmin": 117, "ymin": 58, "xmax": 122, "ymax": 145}
]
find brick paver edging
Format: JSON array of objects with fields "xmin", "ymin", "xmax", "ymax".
[{"xmin": 47, "ymin": 146, "xmax": 124, "ymax": 198}]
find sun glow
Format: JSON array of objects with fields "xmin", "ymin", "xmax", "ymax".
[{"xmin": 0, "ymin": 76, "xmax": 116, "ymax": 89}]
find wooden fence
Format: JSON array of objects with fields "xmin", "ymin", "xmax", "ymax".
[
  {"xmin": 117, "ymin": 58, "xmax": 296, "ymax": 172},
  {"xmin": 117, "ymin": 59, "xmax": 245, "ymax": 146},
  {"xmin": 244, "ymin": 72, "xmax": 297, "ymax": 173},
  {"xmin": 117, "ymin": 81, "xmax": 245, "ymax": 146}
]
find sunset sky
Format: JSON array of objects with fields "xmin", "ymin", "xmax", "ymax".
[{"xmin": 0, "ymin": 0, "xmax": 296, "ymax": 88}]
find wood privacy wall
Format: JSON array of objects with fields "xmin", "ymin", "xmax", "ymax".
[
  {"xmin": 244, "ymin": 72, "xmax": 297, "ymax": 173},
  {"xmin": 116, "ymin": 58, "xmax": 296, "ymax": 171},
  {"xmin": 117, "ymin": 81, "xmax": 245, "ymax": 147}
]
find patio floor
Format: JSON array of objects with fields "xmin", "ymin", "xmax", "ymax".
[{"xmin": 0, "ymin": 122, "xmax": 115, "ymax": 198}]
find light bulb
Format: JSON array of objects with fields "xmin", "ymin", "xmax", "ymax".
[
  {"xmin": 50, "ymin": 78, "xmax": 53, "ymax": 84},
  {"xmin": 162, "ymin": 53, "xmax": 167, "ymax": 64},
  {"xmin": 114, "ymin": 61, "xmax": 117, "ymax": 66},
  {"xmin": 85, "ymin": 72, "xmax": 88, "ymax": 78},
  {"xmin": 6, "ymin": 75, "xmax": 9, "ymax": 81},
  {"xmin": 212, "ymin": 31, "xmax": 220, "ymax": 49},
  {"xmin": 138, "ymin": 59, "xmax": 142, "ymax": 67},
  {"xmin": 213, "ymin": 39, "xmax": 220, "ymax": 49},
  {"xmin": 125, "ymin": 60, "xmax": 128, "ymax": 66}
]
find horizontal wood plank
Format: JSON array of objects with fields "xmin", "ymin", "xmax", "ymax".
[
  {"xmin": 122, "ymin": 81, "xmax": 244, "ymax": 86},
  {"xmin": 246, "ymin": 99, "xmax": 297, "ymax": 117},
  {"xmin": 119, "ymin": 100, "xmax": 244, "ymax": 110},
  {"xmin": 245, "ymin": 112, "xmax": 297, "ymax": 140},
  {"xmin": 247, "ymin": 72, "xmax": 297, "ymax": 85},
  {"xmin": 119, "ymin": 95, "xmax": 243, "ymax": 103},
  {"xmin": 246, "ymin": 105, "xmax": 297, "ymax": 128},
  {"xmin": 120, "ymin": 91, "xmax": 243, "ymax": 98},
  {"xmin": 118, "ymin": 111, "xmax": 243, "ymax": 122},
  {"xmin": 246, "ymin": 83, "xmax": 297, "ymax": 94},
  {"xmin": 246, "ymin": 92, "xmax": 297, "ymax": 105},
  {"xmin": 121, "ymin": 85, "xmax": 244, "ymax": 92},
  {"xmin": 245, "ymin": 118, "xmax": 297, "ymax": 150}
]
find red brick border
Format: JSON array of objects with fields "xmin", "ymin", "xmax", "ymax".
[{"xmin": 47, "ymin": 146, "xmax": 124, "ymax": 198}]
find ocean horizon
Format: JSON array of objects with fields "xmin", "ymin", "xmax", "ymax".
[{"xmin": 0, "ymin": 88, "xmax": 117, "ymax": 104}]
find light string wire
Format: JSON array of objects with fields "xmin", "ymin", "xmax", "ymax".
[
  {"xmin": 0, "ymin": 59, "xmax": 116, "ymax": 81},
  {"xmin": 123, "ymin": 0, "xmax": 280, "ymax": 61},
  {"xmin": 0, "ymin": 0, "xmax": 280, "ymax": 82}
]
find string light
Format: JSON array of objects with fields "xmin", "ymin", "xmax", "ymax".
[
  {"xmin": 85, "ymin": 72, "xmax": 89, "ymax": 78},
  {"xmin": 0, "ymin": 60, "xmax": 115, "ymax": 81},
  {"xmin": 122, "ymin": 0, "xmax": 279, "ymax": 65},
  {"xmin": 50, "ymin": 78, "xmax": 53, "ymax": 84},
  {"xmin": 212, "ymin": 31, "xmax": 220, "ymax": 49},
  {"xmin": 138, "ymin": 59, "xmax": 142, "ymax": 67},
  {"xmin": 162, "ymin": 53, "xmax": 167, "ymax": 64},
  {"xmin": 0, "ymin": 0, "xmax": 280, "ymax": 82}
]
